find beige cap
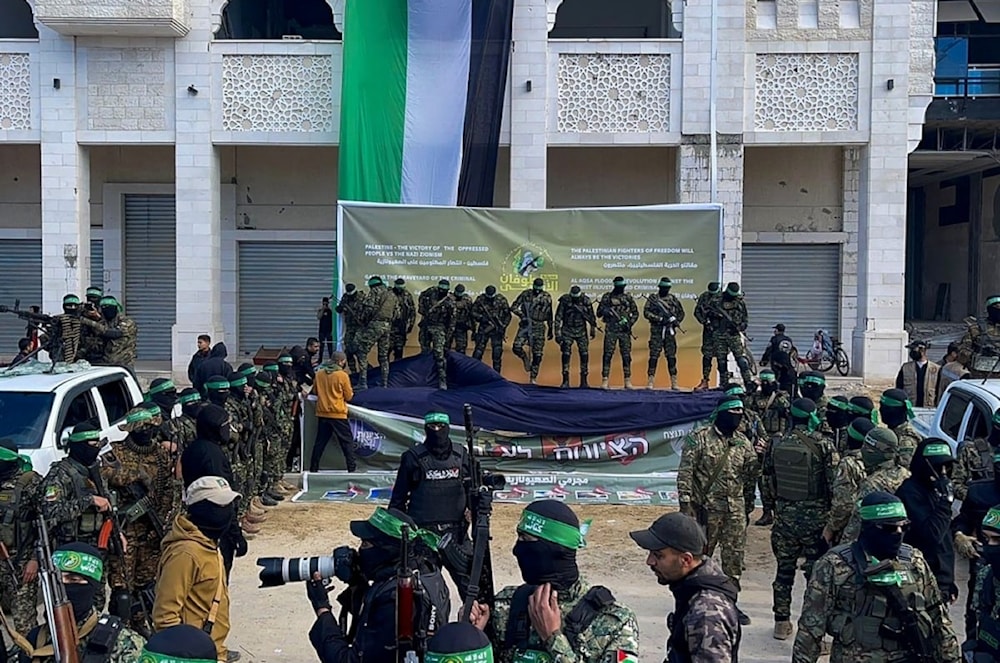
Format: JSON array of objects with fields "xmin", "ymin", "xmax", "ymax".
[{"xmin": 184, "ymin": 476, "xmax": 241, "ymax": 506}]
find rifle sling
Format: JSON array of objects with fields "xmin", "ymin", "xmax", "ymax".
[
  {"xmin": 8, "ymin": 609, "xmax": 99, "ymax": 659},
  {"xmin": 202, "ymin": 553, "xmax": 226, "ymax": 635}
]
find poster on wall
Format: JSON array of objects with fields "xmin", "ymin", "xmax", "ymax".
[{"xmin": 337, "ymin": 202, "xmax": 723, "ymax": 387}]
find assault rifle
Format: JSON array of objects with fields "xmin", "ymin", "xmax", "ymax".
[
  {"xmin": 872, "ymin": 574, "xmax": 936, "ymax": 663},
  {"xmin": 459, "ymin": 404, "xmax": 504, "ymax": 641},
  {"xmin": 122, "ymin": 483, "xmax": 166, "ymax": 539},
  {"xmin": 642, "ymin": 294, "xmax": 685, "ymax": 338},
  {"xmin": 0, "ymin": 299, "xmax": 59, "ymax": 370},
  {"xmin": 36, "ymin": 516, "xmax": 80, "ymax": 663},
  {"xmin": 476, "ymin": 308, "xmax": 509, "ymax": 342},
  {"xmin": 598, "ymin": 295, "xmax": 637, "ymax": 340},
  {"xmin": 396, "ymin": 524, "xmax": 424, "ymax": 663}
]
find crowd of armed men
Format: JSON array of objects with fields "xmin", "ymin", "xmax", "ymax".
[{"xmin": 335, "ymin": 275, "xmax": 756, "ymax": 390}]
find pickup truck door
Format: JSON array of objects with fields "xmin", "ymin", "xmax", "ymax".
[
  {"xmin": 93, "ymin": 375, "xmax": 142, "ymax": 444},
  {"xmin": 54, "ymin": 386, "xmax": 102, "ymax": 450},
  {"xmin": 937, "ymin": 390, "xmax": 974, "ymax": 453}
]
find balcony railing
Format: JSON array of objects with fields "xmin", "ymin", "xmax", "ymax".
[{"xmin": 935, "ymin": 65, "xmax": 1000, "ymax": 98}]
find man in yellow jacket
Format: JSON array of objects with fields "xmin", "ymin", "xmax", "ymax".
[
  {"xmin": 309, "ymin": 351, "xmax": 356, "ymax": 473},
  {"xmin": 153, "ymin": 475, "xmax": 240, "ymax": 662}
]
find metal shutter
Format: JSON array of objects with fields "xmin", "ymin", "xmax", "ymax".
[
  {"xmin": 741, "ymin": 244, "xmax": 841, "ymax": 358},
  {"xmin": 0, "ymin": 240, "xmax": 41, "ymax": 351},
  {"xmin": 90, "ymin": 238, "xmax": 104, "ymax": 290},
  {"xmin": 238, "ymin": 242, "xmax": 336, "ymax": 357},
  {"xmin": 123, "ymin": 194, "xmax": 176, "ymax": 361}
]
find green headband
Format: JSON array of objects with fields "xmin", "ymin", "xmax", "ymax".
[
  {"xmin": 137, "ymin": 651, "xmax": 216, "ymax": 663},
  {"xmin": 790, "ymin": 405, "xmax": 821, "ymax": 432},
  {"xmin": 263, "ymin": 364, "xmax": 279, "ymax": 372},
  {"xmin": 68, "ymin": 429, "xmax": 101, "ymax": 443},
  {"xmin": 880, "ymin": 395, "xmax": 914, "ymax": 421},
  {"xmin": 178, "ymin": 392, "xmax": 201, "ymax": 405},
  {"xmin": 278, "ymin": 356, "xmax": 293, "ymax": 364},
  {"xmin": 983, "ymin": 507, "xmax": 1000, "ymax": 530},
  {"xmin": 759, "ymin": 370, "xmax": 775, "ymax": 381},
  {"xmin": 147, "ymin": 380, "xmax": 175, "ymax": 395},
  {"xmin": 239, "ymin": 366, "xmax": 257, "ymax": 377},
  {"xmin": 988, "ymin": 296, "xmax": 1000, "ymax": 308},
  {"xmin": 613, "ymin": 278, "xmax": 627, "ymax": 285},
  {"xmin": 799, "ymin": 375, "xmax": 826, "ymax": 386},
  {"xmin": 848, "ymin": 425, "xmax": 868, "ymax": 443},
  {"xmin": 658, "ymin": 279, "xmax": 672, "ymax": 288},
  {"xmin": 367, "ymin": 508, "xmax": 440, "ymax": 549},
  {"xmin": 725, "ymin": 386, "xmax": 745, "ymax": 397},
  {"xmin": 847, "ymin": 402, "xmax": 879, "ymax": 424},
  {"xmin": 98, "ymin": 297, "xmax": 121, "ymax": 310},
  {"xmin": 922, "ymin": 443, "xmax": 952, "ymax": 458},
  {"xmin": 425, "ymin": 646, "xmax": 493, "ymax": 663},
  {"xmin": 85, "ymin": 287, "xmax": 103, "ymax": 297},
  {"xmin": 229, "ymin": 376, "xmax": 247, "ymax": 388},
  {"xmin": 143, "ymin": 403, "xmax": 161, "ymax": 417},
  {"xmin": 126, "ymin": 409, "xmax": 155, "ymax": 424},
  {"xmin": 52, "ymin": 549, "xmax": 103, "ymax": 583},
  {"xmin": 725, "ymin": 285, "xmax": 740, "ymax": 295},
  {"xmin": 828, "ymin": 399, "xmax": 852, "ymax": 412},
  {"xmin": 367, "ymin": 277, "xmax": 382, "ymax": 287},
  {"xmin": 255, "ymin": 377, "xmax": 272, "ymax": 388},
  {"xmin": 205, "ymin": 380, "xmax": 230, "ymax": 390},
  {"xmin": 424, "ymin": 412, "xmax": 450, "ymax": 425},
  {"xmin": 517, "ymin": 510, "xmax": 586, "ymax": 550},
  {"xmin": 714, "ymin": 398, "xmax": 744, "ymax": 414},
  {"xmin": 0, "ymin": 446, "xmax": 32, "ymax": 472},
  {"xmin": 859, "ymin": 502, "xmax": 907, "ymax": 522}
]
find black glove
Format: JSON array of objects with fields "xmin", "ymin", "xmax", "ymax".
[{"xmin": 307, "ymin": 575, "xmax": 333, "ymax": 611}]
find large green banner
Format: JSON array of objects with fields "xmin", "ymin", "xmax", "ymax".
[
  {"xmin": 297, "ymin": 403, "xmax": 706, "ymax": 505},
  {"xmin": 337, "ymin": 203, "xmax": 723, "ymax": 387}
]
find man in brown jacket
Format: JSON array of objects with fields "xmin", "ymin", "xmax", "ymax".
[
  {"xmin": 895, "ymin": 340, "xmax": 940, "ymax": 407},
  {"xmin": 153, "ymin": 475, "xmax": 240, "ymax": 662}
]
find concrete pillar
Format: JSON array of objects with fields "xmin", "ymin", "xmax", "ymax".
[
  {"xmin": 509, "ymin": 0, "xmax": 547, "ymax": 209},
  {"xmin": 38, "ymin": 25, "xmax": 89, "ymax": 311},
  {"xmin": 172, "ymin": 0, "xmax": 222, "ymax": 380}
]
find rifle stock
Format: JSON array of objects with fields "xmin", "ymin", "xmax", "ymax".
[
  {"xmin": 396, "ymin": 525, "xmax": 415, "ymax": 662},
  {"xmin": 37, "ymin": 516, "xmax": 81, "ymax": 663}
]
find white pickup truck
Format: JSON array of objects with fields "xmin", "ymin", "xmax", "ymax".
[
  {"xmin": 912, "ymin": 378, "xmax": 1000, "ymax": 452},
  {"xmin": 0, "ymin": 364, "xmax": 145, "ymax": 475}
]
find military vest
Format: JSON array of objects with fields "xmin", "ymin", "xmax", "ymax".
[
  {"xmin": 771, "ymin": 429, "xmax": 827, "ymax": 502},
  {"xmin": 753, "ymin": 393, "xmax": 787, "ymax": 435},
  {"xmin": 368, "ymin": 287, "xmax": 398, "ymax": 324},
  {"xmin": 976, "ymin": 569, "xmax": 1000, "ymax": 658},
  {"xmin": 901, "ymin": 361, "xmax": 939, "ymax": 406},
  {"xmin": 50, "ymin": 461, "xmax": 102, "ymax": 543},
  {"xmin": 0, "ymin": 472, "xmax": 35, "ymax": 550},
  {"xmin": 505, "ymin": 585, "xmax": 617, "ymax": 663},
  {"xmin": 407, "ymin": 446, "xmax": 467, "ymax": 527},
  {"xmin": 969, "ymin": 438, "xmax": 997, "ymax": 483}
]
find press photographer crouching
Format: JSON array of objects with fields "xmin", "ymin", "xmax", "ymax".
[{"xmin": 258, "ymin": 507, "xmax": 450, "ymax": 663}]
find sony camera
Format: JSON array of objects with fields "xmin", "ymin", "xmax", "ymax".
[{"xmin": 256, "ymin": 545, "xmax": 359, "ymax": 588}]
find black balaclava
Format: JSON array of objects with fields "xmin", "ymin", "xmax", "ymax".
[
  {"xmin": 254, "ymin": 371, "xmax": 274, "ymax": 398},
  {"xmin": 657, "ymin": 277, "xmax": 672, "ymax": 298},
  {"xmin": 849, "ymin": 396, "xmax": 877, "ymax": 424},
  {"xmin": 759, "ymin": 371, "xmax": 777, "ymax": 396},
  {"xmin": 611, "ymin": 276, "xmax": 626, "ymax": 295},
  {"xmin": 799, "ymin": 371, "xmax": 826, "ymax": 402},
  {"xmin": 722, "ymin": 281, "xmax": 740, "ymax": 302},
  {"xmin": 425, "ymin": 622, "xmax": 493, "ymax": 662},
  {"xmin": 909, "ymin": 437, "xmax": 955, "ymax": 486},
  {"xmin": 532, "ymin": 278, "xmax": 544, "ymax": 293},
  {"xmin": 55, "ymin": 542, "xmax": 102, "ymax": 622},
  {"xmin": 826, "ymin": 396, "xmax": 853, "ymax": 431},
  {"xmin": 988, "ymin": 296, "xmax": 1000, "ymax": 324},
  {"xmin": 981, "ymin": 506, "xmax": 1000, "ymax": 575},
  {"xmin": 178, "ymin": 388, "xmax": 203, "ymax": 420},
  {"xmin": 707, "ymin": 282, "xmax": 720, "ymax": 293},
  {"xmin": 857, "ymin": 491, "xmax": 907, "ymax": 561},
  {"xmin": 512, "ymin": 500, "xmax": 580, "ymax": 591},
  {"xmin": 99, "ymin": 297, "xmax": 119, "ymax": 322},
  {"xmin": 485, "ymin": 285, "xmax": 497, "ymax": 298},
  {"xmin": 130, "ymin": 422, "xmax": 156, "ymax": 447},
  {"xmin": 713, "ymin": 397, "xmax": 744, "ymax": 437},
  {"xmin": 148, "ymin": 378, "xmax": 178, "ymax": 412},
  {"xmin": 394, "ymin": 278, "xmax": 406, "ymax": 293},
  {"xmin": 205, "ymin": 376, "xmax": 229, "ymax": 407},
  {"xmin": 278, "ymin": 356, "xmax": 293, "ymax": 378},
  {"xmin": 790, "ymin": 398, "xmax": 819, "ymax": 431},
  {"xmin": 143, "ymin": 624, "xmax": 219, "ymax": 661},
  {"xmin": 196, "ymin": 404, "xmax": 231, "ymax": 445},
  {"xmin": 423, "ymin": 412, "xmax": 452, "ymax": 457},
  {"xmin": 62, "ymin": 294, "xmax": 81, "ymax": 317},
  {"xmin": 436, "ymin": 279, "xmax": 450, "ymax": 300},
  {"xmin": 569, "ymin": 286, "xmax": 582, "ymax": 299},
  {"xmin": 0, "ymin": 438, "xmax": 20, "ymax": 481},
  {"xmin": 454, "ymin": 284, "xmax": 467, "ymax": 299},
  {"xmin": 879, "ymin": 388, "xmax": 911, "ymax": 428},
  {"xmin": 358, "ymin": 536, "xmax": 399, "ymax": 581},
  {"xmin": 228, "ymin": 372, "xmax": 247, "ymax": 401},
  {"xmin": 344, "ymin": 283, "xmax": 357, "ymax": 297},
  {"xmin": 187, "ymin": 501, "xmax": 235, "ymax": 542},
  {"xmin": 68, "ymin": 421, "xmax": 102, "ymax": 467},
  {"xmin": 847, "ymin": 417, "xmax": 875, "ymax": 451}
]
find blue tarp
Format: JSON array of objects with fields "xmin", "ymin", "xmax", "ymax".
[{"xmin": 348, "ymin": 352, "xmax": 722, "ymax": 435}]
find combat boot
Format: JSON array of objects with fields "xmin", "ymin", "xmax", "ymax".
[
  {"xmin": 600, "ymin": 377, "xmax": 610, "ymax": 389},
  {"xmin": 517, "ymin": 352, "xmax": 531, "ymax": 373},
  {"xmin": 646, "ymin": 376, "xmax": 655, "ymax": 389},
  {"xmin": 259, "ymin": 493, "xmax": 279, "ymax": 507},
  {"xmin": 241, "ymin": 519, "xmax": 262, "ymax": 535},
  {"xmin": 245, "ymin": 511, "xmax": 267, "ymax": 524},
  {"xmin": 755, "ymin": 509, "xmax": 774, "ymax": 526},
  {"xmin": 560, "ymin": 373, "xmax": 570, "ymax": 389},
  {"xmin": 249, "ymin": 497, "xmax": 268, "ymax": 514},
  {"xmin": 280, "ymin": 479, "xmax": 298, "ymax": 492},
  {"xmin": 624, "ymin": 378, "xmax": 634, "ymax": 390},
  {"xmin": 579, "ymin": 372, "xmax": 589, "ymax": 387},
  {"xmin": 694, "ymin": 378, "xmax": 710, "ymax": 391},
  {"xmin": 670, "ymin": 374, "xmax": 678, "ymax": 390},
  {"xmin": 773, "ymin": 621, "xmax": 793, "ymax": 640},
  {"xmin": 265, "ymin": 488, "xmax": 285, "ymax": 502}
]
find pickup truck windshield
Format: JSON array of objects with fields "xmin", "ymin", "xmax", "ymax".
[{"xmin": 0, "ymin": 392, "xmax": 56, "ymax": 449}]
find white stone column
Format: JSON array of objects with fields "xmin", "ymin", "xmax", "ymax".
[
  {"xmin": 38, "ymin": 25, "xmax": 89, "ymax": 311},
  {"xmin": 172, "ymin": 0, "xmax": 222, "ymax": 380},
  {"xmin": 509, "ymin": 0, "xmax": 547, "ymax": 209}
]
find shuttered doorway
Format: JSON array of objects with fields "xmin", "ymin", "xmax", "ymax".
[
  {"xmin": 238, "ymin": 241, "xmax": 336, "ymax": 357},
  {"xmin": 90, "ymin": 238, "xmax": 104, "ymax": 291},
  {"xmin": 123, "ymin": 194, "xmax": 176, "ymax": 361},
  {"xmin": 0, "ymin": 240, "xmax": 41, "ymax": 354},
  {"xmin": 741, "ymin": 244, "xmax": 841, "ymax": 359}
]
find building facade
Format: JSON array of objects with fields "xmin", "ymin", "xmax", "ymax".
[{"xmin": 0, "ymin": 0, "xmax": 936, "ymax": 380}]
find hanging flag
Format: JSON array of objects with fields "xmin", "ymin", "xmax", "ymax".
[{"xmin": 339, "ymin": 0, "xmax": 473, "ymax": 205}]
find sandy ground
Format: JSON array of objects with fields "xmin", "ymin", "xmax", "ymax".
[{"xmin": 227, "ymin": 500, "xmax": 969, "ymax": 663}]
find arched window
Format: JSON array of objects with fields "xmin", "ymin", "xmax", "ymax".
[
  {"xmin": 550, "ymin": 0, "xmax": 680, "ymax": 39},
  {"xmin": 0, "ymin": 0, "xmax": 39, "ymax": 38},
  {"xmin": 217, "ymin": 0, "xmax": 340, "ymax": 40}
]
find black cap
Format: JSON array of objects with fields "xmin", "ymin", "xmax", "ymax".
[
  {"xmin": 394, "ymin": 278, "xmax": 405, "ymax": 286},
  {"xmin": 485, "ymin": 285, "xmax": 497, "ymax": 296},
  {"xmin": 570, "ymin": 285, "xmax": 581, "ymax": 295},
  {"xmin": 454, "ymin": 284, "xmax": 466, "ymax": 295},
  {"xmin": 907, "ymin": 340, "xmax": 927, "ymax": 350},
  {"xmin": 774, "ymin": 323, "xmax": 785, "ymax": 332},
  {"xmin": 144, "ymin": 624, "xmax": 218, "ymax": 661},
  {"xmin": 630, "ymin": 512, "xmax": 706, "ymax": 554},
  {"xmin": 426, "ymin": 622, "xmax": 492, "ymax": 658},
  {"xmin": 345, "ymin": 283, "xmax": 356, "ymax": 293},
  {"xmin": 532, "ymin": 278, "xmax": 544, "ymax": 288},
  {"xmin": 349, "ymin": 508, "xmax": 417, "ymax": 542}
]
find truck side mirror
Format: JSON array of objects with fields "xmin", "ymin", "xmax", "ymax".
[{"xmin": 59, "ymin": 427, "xmax": 72, "ymax": 449}]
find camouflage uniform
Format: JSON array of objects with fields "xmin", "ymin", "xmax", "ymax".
[
  {"xmin": 596, "ymin": 290, "xmax": 639, "ymax": 381},
  {"xmin": 748, "ymin": 389, "xmax": 791, "ymax": 516},
  {"xmin": 694, "ymin": 288, "xmax": 722, "ymax": 380},
  {"xmin": 644, "ymin": 291, "xmax": 685, "ymax": 384},
  {"xmin": 958, "ymin": 318, "xmax": 1000, "ymax": 378},
  {"xmin": 666, "ymin": 558, "xmax": 740, "ymax": 662},
  {"xmin": 335, "ymin": 291, "xmax": 365, "ymax": 372},
  {"xmin": 554, "ymin": 292, "xmax": 597, "ymax": 387},
  {"xmin": 449, "ymin": 292, "xmax": 475, "ymax": 354},
  {"xmin": 94, "ymin": 315, "xmax": 138, "ymax": 368},
  {"xmin": 972, "ymin": 563, "xmax": 1000, "ymax": 657},
  {"xmin": 355, "ymin": 283, "xmax": 398, "ymax": 388},
  {"xmin": 677, "ymin": 424, "xmax": 759, "ymax": 589},
  {"xmin": 713, "ymin": 296, "xmax": 753, "ymax": 386},
  {"xmin": 418, "ymin": 289, "xmax": 456, "ymax": 387},
  {"xmin": 738, "ymin": 408, "xmax": 767, "ymax": 513},
  {"xmin": 389, "ymin": 286, "xmax": 416, "ymax": 361},
  {"xmin": 471, "ymin": 291, "xmax": 512, "ymax": 372},
  {"xmin": 267, "ymin": 374, "xmax": 297, "ymax": 488},
  {"xmin": 245, "ymin": 387, "xmax": 267, "ymax": 499},
  {"xmin": 792, "ymin": 544, "xmax": 961, "ymax": 663},
  {"xmin": 0, "ymin": 469, "xmax": 41, "ymax": 634},
  {"xmin": 762, "ymin": 426, "xmax": 839, "ymax": 622},
  {"xmin": 953, "ymin": 436, "xmax": 995, "ymax": 501},
  {"xmin": 25, "ymin": 613, "xmax": 146, "ymax": 662},
  {"xmin": 223, "ymin": 396, "xmax": 250, "ymax": 516},
  {"xmin": 491, "ymin": 578, "xmax": 640, "ymax": 663},
  {"xmin": 890, "ymin": 421, "xmax": 921, "ymax": 468},
  {"xmin": 825, "ymin": 450, "xmax": 867, "ymax": 543},
  {"xmin": 511, "ymin": 289, "xmax": 554, "ymax": 381},
  {"xmin": 840, "ymin": 465, "xmax": 912, "ymax": 543}
]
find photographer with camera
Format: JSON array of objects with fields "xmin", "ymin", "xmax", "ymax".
[
  {"xmin": 389, "ymin": 411, "xmax": 474, "ymax": 594},
  {"xmin": 295, "ymin": 507, "xmax": 450, "ymax": 663}
]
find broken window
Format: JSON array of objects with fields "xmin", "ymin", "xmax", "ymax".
[
  {"xmin": 550, "ymin": 0, "xmax": 681, "ymax": 39},
  {"xmin": 0, "ymin": 0, "xmax": 38, "ymax": 39},
  {"xmin": 216, "ymin": 0, "xmax": 340, "ymax": 40}
]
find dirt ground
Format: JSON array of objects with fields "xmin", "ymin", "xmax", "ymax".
[{"xmin": 227, "ymin": 500, "xmax": 969, "ymax": 662}]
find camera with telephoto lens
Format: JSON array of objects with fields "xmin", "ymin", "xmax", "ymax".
[
  {"xmin": 256, "ymin": 545, "xmax": 358, "ymax": 588},
  {"xmin": 481, "ymin": 472, "xmax": 506, "ymax": 491}
]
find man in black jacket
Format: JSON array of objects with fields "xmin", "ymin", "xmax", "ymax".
[
  {"xmin": 193, "ymin": 342, "xmax": 233, "ymax": 395},
  {"xmin": 187, "ymin": 334, "xmax": 211, "ymax": 384},
  {"xmin": 305, "ymin": 508, "xmax": 450, "ymax": 663},
  {"xmin": 761, "ymin": 323, "xmax": 796, "ymax": 396},
  {"xmin": 897, "ymin": 437, "xmax": 957, "ymax": 602}
]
